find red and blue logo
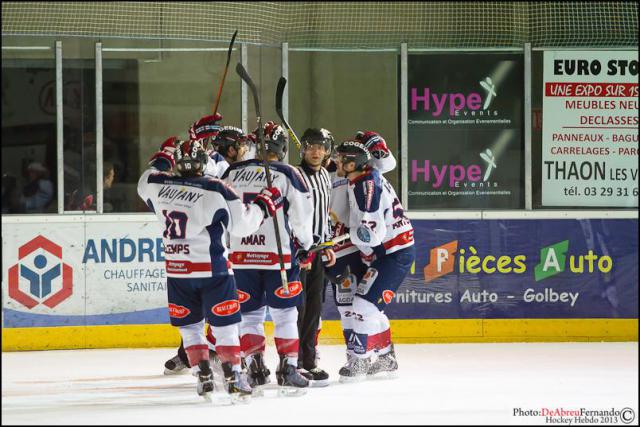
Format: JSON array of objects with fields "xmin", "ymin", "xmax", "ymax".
[{"xmin": 8, "ymin": 235, "xmax": 73, "ymax": 309}]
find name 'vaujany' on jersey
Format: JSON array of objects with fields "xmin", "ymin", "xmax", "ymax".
[
  {"xmin": 221, "ymin": 159, "xmax": 314, "ymax": 270},
  {"xmin": 137, "ymin": 167, "xmax": 264, "ymax": 278},
  {"xmin": 347, "ymin": 168, "xmax": 414, "ymax": 258}
]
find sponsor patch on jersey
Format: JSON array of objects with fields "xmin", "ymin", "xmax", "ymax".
[
  {"xmin": 356, "ymin": 268, "xmax": 378, "ymax": 296},
  {"xmin": 237, "ymin": 290, "xmax": 251, "ymax": 303},
  {"xmin": 168, "ymin": 303, "xmax": 191, "ymax": 318},
  {"xmin": 356, "ymin": 225, "xmax": 371, "ymax": 243},
  {"xmin": 382, "ymin": 290, "xmax": 395, "ymax": 305},
  {"xmin": 212, "ymin": 300, "xmax": 240, "ymax": 316},
  {"xmin": 274, "ymin": 281, "xmax": 303, "ymax": 299}
]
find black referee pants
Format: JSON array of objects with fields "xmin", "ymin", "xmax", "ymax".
[{"xmin": 297, "ymin": 254, "xmax": 325, "ymax": 370}]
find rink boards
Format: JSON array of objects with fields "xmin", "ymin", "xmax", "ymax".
[{"xmin": 2, "ymin": 213, "xmax": 638, "ymax": 350}]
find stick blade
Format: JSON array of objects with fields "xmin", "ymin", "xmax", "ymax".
[{"xmin": 275, "ymin": 76, "xmax": 287, "ymax": 116}]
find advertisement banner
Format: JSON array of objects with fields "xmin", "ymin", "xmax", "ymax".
[
  {"xmin": 542, "ymin": 50, "xmax": 639, "ymax": 207},
  {"xmin": 323, "ymin": 218, "xmax": 638, "ymax": 320},
  {"xmin": 4, "ymin": 218, "xmax": 637, "ymax": 328},
  {"xmin": 2, "ymin": 220, "xmax": 169, "ymax": 327},
  {"xmin": 407, "ymin": 53, "xmax": 524, "ymax": 209}
]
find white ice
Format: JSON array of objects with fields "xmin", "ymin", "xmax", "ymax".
[{"xmin": 2, "ymin": 343, "xmax": 638, "ymax": 425}]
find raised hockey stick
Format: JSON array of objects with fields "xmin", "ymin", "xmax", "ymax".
[
  {"xmin": 275, "ymin": 77, "xmax": 302, "ymax": 151},
  {"xmin": 236, "ymin": 63, "xmax": 290, "ymax": 294},
  {"xmin": 308, "ymin": 233, "xmax": 351, "ymax": 254},
  {"xmin": 212, "ymin": 30, "xmax": 238, "ymax": 115}
]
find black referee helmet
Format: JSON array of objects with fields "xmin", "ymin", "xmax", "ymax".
[{"xmin": 301, "ymin": 128, "xmax": 334, "ymax": 160}]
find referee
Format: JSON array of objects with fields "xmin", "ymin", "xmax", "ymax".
[{"xmin": 295, "ymin": 128, "xmax": 336, "ymax": 387}]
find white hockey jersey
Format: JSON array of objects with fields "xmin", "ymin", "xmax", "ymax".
[
  {"xmin": 326, "ymin": 150, "xmax": 397, "ymax": 259},
  {"xmin": 204, "ymin": 151, "xmax": 230, "ymax": 178},
  {"xmin": 347, "ymin": 168, "xmax": 414, "ymax": 258},
  {"xmin": 137, "ymin": 166, "xmax": 264, "ymax": 278},
  {"xmin": 221, "ymin": 159, "xmax": 314, "ymax": 270}
]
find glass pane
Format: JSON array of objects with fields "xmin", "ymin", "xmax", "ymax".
[
  {"xmin": 63, "ymin": 58, "xmax": 96, "ymax": 212},
  {"xmin": 102, "ymin": 40, "xmax": 242, "ymax": 213},
  {"xmin": 2, "ymin": 45, "xmax": 57, "ymax": 214},
  {"xmin": 289, "ymin": 51, "xmax": 399, "ymax": 190}
]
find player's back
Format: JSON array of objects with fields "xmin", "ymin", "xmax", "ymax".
[
  {"xmin": 222, "ymin": 158, "xmax": 313, "ymax": 270},
  {"xmin": 138, "ymin": 169, "xmax": 239, "ymax": 278},
  {"xmin": 349, "ymin": 168, "xmax": 414, "ymax": 255}
]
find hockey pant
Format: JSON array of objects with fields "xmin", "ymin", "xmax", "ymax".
[
  {"xmin": 349, "ymin": 246, "xmax": 415, "ymax": 359},
  {"xmin": 168, "ymin": 275, "xmax": 243, "ymax": 371}
]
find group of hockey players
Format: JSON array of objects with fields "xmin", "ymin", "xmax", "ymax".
[{"xmin": 137, "ymin": 111, "xmax": 415, "ymax": 402}]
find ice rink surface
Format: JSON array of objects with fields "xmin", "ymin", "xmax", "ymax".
[{"xmin": 2, "ymin": 342, "xmax": 638, "ymax": 425}]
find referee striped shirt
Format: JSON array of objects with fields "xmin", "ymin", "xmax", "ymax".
[{"xmin": 297, "ymin": 161, "xmax": 332, "ymax": 245}]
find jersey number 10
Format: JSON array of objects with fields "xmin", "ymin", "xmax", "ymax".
[{"xmin": 162, "ymin": 210, "xmax": 188, "ymax": 239}]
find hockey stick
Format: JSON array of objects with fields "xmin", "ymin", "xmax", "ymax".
[
  {"xmin": 308, "ymin": 233, "xmax": 351, "ymax": 254},
  {"xmin": 212, "ymin": 30, "xmax": 238, "ymax": 115},
  {"xmin": 236, "ymin": 63, "xmax": 290, "ymax": 294},
  {"xmin": 275, "ymin": 77, "xmax": 302, "ymax": 151}
]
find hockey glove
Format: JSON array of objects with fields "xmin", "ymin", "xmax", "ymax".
[
  {"xmin": 252, "ymin": 187, "xmax": 283, "ymax": 219},
  {"xmin": 355, "ymin": 131, "xmax": 390, "ymax": 160},
  {"xmin": 295, "ymin": 248, "xmax": 316, "ymax": 268},
  {"xmin": 149, "ymin": 136, "xmax": 178, "ymax": 170},
  {"xmin": 188, "ymin": 112, "xmax": 223, "ymax": 142}
]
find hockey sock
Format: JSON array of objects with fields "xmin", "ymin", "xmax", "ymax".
[
  {"xmin": 240, "ymin": 307, "xmax": 266, "ymax": 356},
  {"xmin": 240, "ymin": 334, "xmax": 266, "ymax": 357},
  {"xmin": 179, "ymin": 320, "xmax": 208, "ymax": 366},
  {"xmin": 205, "ymin": 323, "xmax": 217, "ymax": 352},
  {"xmin": 271, "ymin": 306, "xmax": 300, "ymax": 366},
  {"xmin": 212, "ymin": 324, "xmax": 241, "ymax": 366}
]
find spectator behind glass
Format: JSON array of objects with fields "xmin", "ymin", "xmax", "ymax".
[
  {"xmin": 103, "ymin": 161, "xmax": 115, "ymax": 212},
  {"xmin": 22, "ymin": 162, "xmax": 54, "ymax": 213}
]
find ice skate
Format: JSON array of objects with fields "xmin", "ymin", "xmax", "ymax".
[
  {"xmin": 276, "ymin": 356, "xmax": 309, "ymax": 397},
  {"xmin": 163, "ymin": 354, "xmax": 189, "ymax": 375},
  {"xmin": 367, "ymin": 344, "xmax": 399, "ymax": 379},
  {"xmin": 196, "ymin": 360, "xmax": 214, "ymax": 401},
  {"xmin": 300, "ymin": 367, "xmax": 329, "ymax": 388},
  {"xmin": 338, "ymin": 355, "xmax": 370, "ymax": 383},
  {"xmin": 221, "ymin": 362, "xmax": 252, "ymax": 404},
  {"xmin": 245, "ymin": 353, "xmax": 271, "ymax": 397}
]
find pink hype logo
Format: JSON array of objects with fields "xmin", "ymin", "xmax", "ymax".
[
  {"xmin": 411, "ymin": 77, "xmax": 498, "ymax": 117},
  {"xmin": 411, "ymin": 88, "xmax": 484, "ymax": 117},
  {"xmin": 8, "ymin": 235, "xmax": 73, "ymax": 309}
]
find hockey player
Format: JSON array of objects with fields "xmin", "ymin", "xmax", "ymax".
[
  {"xmin": 221, "ymin": 121, "xmax": 314, "ymax": 395},
  {"xmin": 138, "ymin": 138, "xmax": 284, "ymax": 400},
  {"xmin": 163, "ymin": 128, "xmax": 249, "ymax": 375},
  {"xmin": 333, "ymin": 139, "xmax": 414, "ymax": 382},
  {"xmin": 324, "ymin": 131, "xmax": 397, "ymax": 375}
]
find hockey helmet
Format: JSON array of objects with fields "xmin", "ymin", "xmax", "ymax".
[
  {"xmin": 174, "ymin": 139, "xmax": 208, "ymax": 177},
  {"xmin": 335, "ymin": 140, "xmax": 371, "ymax": 171},
  {"xmin": 214, "ymin": 126, "xmax": 247, "ymax": 156},
  {"xmin": 301, "ymin": 128, "xmax": 334, "ymax": 159},
  {"xmin": 263, "ymin": 121, "xmax": 288, "ymax": 161}
]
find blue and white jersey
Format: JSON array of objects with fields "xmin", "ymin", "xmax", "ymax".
[
  {"xmin": 221, "ymin": 159, "xmax": 314, "ymax": 270},
  {"xmin": 347, "ymin": 168, "xmax": 414, "ymax": 258},
  {"xmin": 204, "ymin": 151, "xmax": 230, "ymax": 179},
  {"xmin": 137, "ymin": 165, "xmax": 264, "ymax": 278},
  {"xmin": 327, "ymin": 163, "xmax": 358, "ymax": 259}
]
